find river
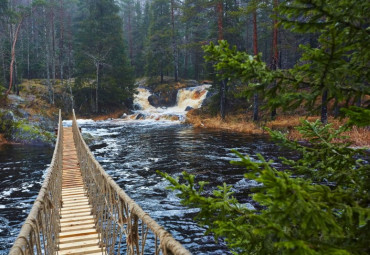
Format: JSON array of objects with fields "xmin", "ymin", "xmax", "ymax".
[{"xmin": 0, "ymin": 119, "xmax": 294, "ymax": 254}]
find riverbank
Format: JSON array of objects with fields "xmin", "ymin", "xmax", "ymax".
[
  {"xmin": 0, "ymin": 80, "xmax": 61, "ymax": 145},
  {"xmin": 185, "ymin": 110, "xmax": 370, "ymax": 148}
]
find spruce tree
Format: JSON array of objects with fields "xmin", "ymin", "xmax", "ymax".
[
  {"xmin": 145, "ymin": 0, "xmax": 172, "ymax": 83},
  {"xmin": 74, "ymin": 0, "xmax": 134, "ymax": 112},
  {"xmin": 277, "ymin": 0, "xmax": 370, "ymax": 123}
]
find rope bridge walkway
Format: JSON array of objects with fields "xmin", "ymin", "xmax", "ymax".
[{"xmin": 9, "ymin": 110, "xmax": 191, "ymax": 255}]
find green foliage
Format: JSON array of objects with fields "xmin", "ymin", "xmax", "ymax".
[
  {"xmin": 340, "ymin": 107, "xmax": 370, "ymax": 128},
  {"xmin": 74, "ymin": 0, "xmax": 134, "ymax": 111},
  {"xmin": 159, "ymin": 120, "xmax": 370, "ymax": 254},
  {"xmin": 145, "ymin": 0, "xmax": 172, "ymax": 79},
  {"xmin": 203, "ymin": 40, "xmax": 274, "ymax": 98},
  {"xmin": 202, "ymin": 0, "xmax": 369, "ymax": 121},
  {"xmin": 276, "ymin": 0, "xmax": 370, "ymax": 115}
]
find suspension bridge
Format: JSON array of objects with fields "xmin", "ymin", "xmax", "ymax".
[{"xmin": 9, "ymin": 110, "xmax": 191, "ymax": 255}]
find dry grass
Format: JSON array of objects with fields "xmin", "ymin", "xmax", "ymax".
[
  {"xmin": 186, "ymin": 110, "xmax": 370, "ymax": 148},
  {"xmin": 0, "ymin": 134, "xmax": 8, "ymax": 144},
  {"xmin": 89, "ymin": 110, "xmax": 127, "ymax": 121},
  {"xmin": 186, "ymin": 110, "xmax": 263, "ymax": 134}
]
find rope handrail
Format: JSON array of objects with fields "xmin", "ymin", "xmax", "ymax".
[
  {"xmin": 9, "ymin": 109, "xmax": 63, "ymax": 255},
  {"xmin": 71, "ymin": 109, "xmax": 191, "ymax": 255}
]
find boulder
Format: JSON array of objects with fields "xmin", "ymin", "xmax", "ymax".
[
  {"xmin": 185, "ymin": 106, "xmax": 193, "ymax": 111},
  {"xmin": 11, "ymin": 122, "xmax": 55, "ymax": 146},
  {"xmin": 148, "ymin": 90, "xmax": 178, "ymax": 108},
  {"xmin": 2, "ymin": 111, "xmax": 16, "ymax": 122},
  {"xmin": 185, "ymin": 80, "xmax": 199, "ymax": 87},
  {"xmin": 136, "ymin": 113, "xmax": 145, "ymax": 120}
]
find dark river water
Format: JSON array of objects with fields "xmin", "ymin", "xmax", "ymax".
[{"xmin": 0, "ymin": 119, "xmax": 294, "ymax": 254}]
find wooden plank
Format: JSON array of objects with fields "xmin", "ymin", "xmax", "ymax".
[
  {"xmin": 61, "ymin": 205, "xmax": 91, "ymax": 212},
  {"xmin": 62, "ymin": 191, "xmax": 85, "ymax": 196},
  {"xmin": 62, "ymin": 208, "xmax": 92, "ymax": 216},
  {"xmin": 58, "ymin": 245, "xmax": 103, "ymax": 255},
  {"xmin": 63, "ymin": 187, "xmax": 86, "ymax": 192},
  {"xmin": 60, "ymin": 219, "xmax": 95, "ymax": 228},
  {"xmin": 62, "ymin": 204, "xmax": 91, "ymax": 210},
  {"xmin": 60, "ymin": 215, "xmax": 95, "ymax": 223},
  {"xmin": 62, "ymin": 198, "xmax": 89, "ymax": 204},
  {"xmin": 59, "ymin": 239, "xmax": 100, "ymax": 251},
  {"xmin": 62, "ymin": 195, "xmax": 87, "ymax": 201},
  {"xmin": 61, "ymin": 223, "xmax": 96, "ymax": 232},
  {"xmin": 59, "ymin": 228, "xmax": 98, "ymax": 238},
  {"xmin": 61, "ymin": 212, "xmax": 92, "ymax": 219},
  {"xmin": 59, "ymin": 233, "xmax": 99, "ymax": 244}
]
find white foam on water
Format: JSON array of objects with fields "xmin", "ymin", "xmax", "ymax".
[{"xmin": 130, "ymin": 85, "xmax": 212, "ymax": 122}]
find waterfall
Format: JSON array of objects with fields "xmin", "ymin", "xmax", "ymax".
[{"xmin": 132, "ymin": 84, "xmax": 211, "ymax": 121}]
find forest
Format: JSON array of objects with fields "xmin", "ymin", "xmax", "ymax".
[
  {"xmin": 2, "ymin": 0, "xmax": 366, "ymax": 118},
  {"xmin": 0, "ymin": 0, "xmax": 369, "ymax": 254}
]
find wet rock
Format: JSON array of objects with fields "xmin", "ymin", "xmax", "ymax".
[
  {"xmin": 201, "ymin": 90, "xmax": 217, "ymax": 108},
  {"xmin": 7, "ymin": 95, "xmax": 25, "ymax": 107},
  {"xmin": 82, "ymin": 132, "xmax": 102, "ymax": 146},
  {"xmin": 185, "ymin": 80, "xmax": 199, "ymax": 87},
  {"xmin": 32, "ymin": 114, "xmax": 56, "ymax": 132},
  {"xmin": 185, "ymin": 106, "xmax": 193, "ymax": 111},
  {"xmin": 17, "ymin": 109, "xmax": 30, "ymax": 119},
  {"xmin": 136, "ymin": 113, "xmax": 145, "ymax": 120},
  {"xmin": 11, "ymin": 122, "xmax": 55, "ymax": 146},
  {"xmin": 2, "ymin": 110, "xmax": 16, "ymax": 122},
  {"xmin": 148, "ymin": 90, "xmax": 178, "ymax": 108}
]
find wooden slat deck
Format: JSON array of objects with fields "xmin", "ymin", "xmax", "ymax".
[{"xmin": 59, "ymin": 127, "xmax": 104, "ymax": 255}]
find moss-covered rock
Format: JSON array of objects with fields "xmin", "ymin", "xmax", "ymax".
[
  {"xmin": 0, "ymin": 110, "xmax": 55, "ymax": 146},
  {"xmin": 11, "ymin": 120, "xmax": 55, "ymax": 145}
]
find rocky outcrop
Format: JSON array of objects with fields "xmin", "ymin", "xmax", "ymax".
[{"xmin": 0, "ymin": 109, "xmax": 55, "ymax": 146}]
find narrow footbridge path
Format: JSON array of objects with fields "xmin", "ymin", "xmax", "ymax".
[
  {"xmin": 59, "ymin": 127, "xmax": 103, "ymax": 254},
  {"xmin": 9, "ymin": 110, "xmax": 191, "ymax": 255}
]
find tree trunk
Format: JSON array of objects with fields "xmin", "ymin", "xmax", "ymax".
[
  {"xmin": 43, "ymin": 7, "xmax": 53, "ymax": 104},
  {"xmin": 220, "ymin": 79, "xmax": 227, "ymax": 119},
  {"xmin": 59, "ymin": 0, "xmax": 64, "ymax": 85},
  {"xmin": 252, "ymin": 9, "xmax": 259, "ymax": 122},
  {"xmin": 217, "ymin": 1, "xmax": 226, "ymax": 120},
  {"xmin": 253, "ymin": 92, "xmax": 259, "ymax": 121},
  {"xmin": 271, "ymin": 0, "xmax": 278, "ymax": 120},
  {"xmin": 217, "ymin": 1, "xmax": 223, "ymax": 41},
  {"xmin": 15, "ymin": 60, "xmax": 19, "ymax": 95},
  {"xmin": 127, "ymin": 3, "xmax": 133, "ymax": 65},
  {"xmin": 27, "ymin": 25, "xmax": 30, "ymax": 80},
  {"xmin": 2, "ymin": 47, "xmax": 6, "ymax": 86},
  {"xmin": 95, "ymin": 63, "xmax": 99, "ymax": 113},
  {"xmin": 356, "ymin": 95, "xmax": 362, "ymax": 107},
  {"xmin": 51, "ymin": 0, "xmax": 56, "ymax": 103},
  {"xmin": 184, "ymin": 25, "xmax": 189, "ymax": 78},
  {"xmin": 321, "ymin": 89, "xmax": 328, "ymax": 124},
  {"xmin": 170, "ymin": 0, "xmax": 178, "ymax": 82},
  {"xmin": 7, "ymin": 18, "xmax": 24, "ymax": 94}
]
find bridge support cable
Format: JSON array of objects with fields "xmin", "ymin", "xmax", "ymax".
[
  {"xmin": 71, "ymin": 109, "xmax": 191, "ymax": 255},
  {"xmin": 9, "ymin": 109, "xmax": 64, "ymax": 255}
]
